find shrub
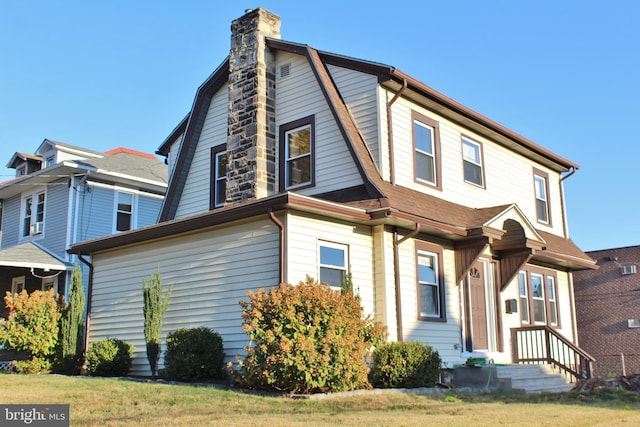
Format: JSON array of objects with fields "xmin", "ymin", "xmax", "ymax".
[
  {"xmin": 58, "ymin": 265, "xmax": 86, "ymax": 374},
  {"xmin": 0, "ymin": 289, "xmax": 63, "ymax": 373},
  {"xmin": 86, "ymin": 338, "xmax": 134, "ymax": 377},
  {"xmin": 238, "ymin": 276, "xmax": 387, "ymax": 394},
  {"xmin": 370, "ymin": 341, "xmax": 442, "ymax": 388},
  {"xmin": 164, "ymin": 327, "xmax": 225, "ymax": 382},
  {"xmin": 13, "ymin": 357, "xmax": 51, "ymax": 374}
]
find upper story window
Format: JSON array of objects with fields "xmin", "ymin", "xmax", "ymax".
[
  {"xmin": 22, "ymin": 191, "xmax": 45, "ymax": 237},
  {"xmin": 518, "ymin": 268, "xmax": 559, "ymax": 327},
  {"xmin": 412, "ymin": 111, "xmax": 441, "ymax": 189},
  {"xmin": 280, "ymin": 115, "xmax": 315, "ymax": 191},
  {"xmin": 533, "ymin": 169, "xmax": 550, "ymax": 224},
  {"xmin": 210, "ymin": 145, "xmax": 227, "ymax": 209},
  {"xmin": 115, "ymin": 191, "xmax": 134, "ymax": 232},
  {"xmin": 462, "ymin": 137, "xmax": 484, "ymax": 187},
  {"xmin": 45, "ymin": 156, "xmax": 55, "ymax": 168},
  {"xmin": 415, "ymin": 241, "xmax": 445, "ymax": 321},
  {"xmin": 318, "ymin": 241, "xmax": 348, "ymax": 288},
  {"xmin": 16, "ymin": 166, "xmax": 25, "ymax": 177}
]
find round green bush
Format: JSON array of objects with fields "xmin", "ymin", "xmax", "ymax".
[
  {"xmin": 86, "ymin": 338, "xmax": 134, "ymax": 377},
  {"xmin": 164, "ymin": 327, "xmax": 225, "ymax": 382},
  {"xmin": 370, "ymin": 341, "xmax": 442, "ymax": 388}
]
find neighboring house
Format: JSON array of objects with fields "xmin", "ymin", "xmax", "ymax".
[
  {"xmin": 573, "ymin": 246, "xmax": 640, "ymax": 376},
  {"xmin": 0, "ymin": 139, "xmax": 168, "ymax": 319},
  {"xmin": 69, "ymin": 8, "xmax": 596, "ymax": 377}
]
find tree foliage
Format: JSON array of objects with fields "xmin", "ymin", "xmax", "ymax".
[
  {"xmin": 59, "ymin": 265, "xmax": 86, "ymax": 374},
  {"xmin": 238, "ymin": 276, "xmax": 387, "ymax": 394},
  {"xmin": 142, "ymin": 267, "xmax": 173, "ymax": 377},
  {"xmin": 0, "ymin": 289, "xmax": 63, "ymax": 372}
]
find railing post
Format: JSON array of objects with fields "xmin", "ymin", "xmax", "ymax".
[
  {"xmin": 511, "ymin": 328, "xmax": 519, "ymax": 363},
  {"xmin": 544, "ymin": 327, "xmax": 552, "ymax": 365}
]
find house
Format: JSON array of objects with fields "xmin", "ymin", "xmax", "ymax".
[
  {"xmin": 0, "ymin": 139, "xmax": 168, "ymax": 319},
  {"xmin": 69, "ymin": 8, "xmax": 596, "ymax": 378},
  {"xmin": 573, "ymin": 246, "xmax": 640, "ymax": 376}
]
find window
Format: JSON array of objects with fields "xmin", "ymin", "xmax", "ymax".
[
  {"xmin": 42, "ymin": 276, "xmax": 58, "ymax": 293},
  {"xmin": 415, "ymin": 242, "xmax": 445, "ymax": 321},
  {"xmin": 462, "ymin": 137, "xmax": 484, "ymax": 186},
  {"xmin": 280, "ymin": 116, "xmax": 315, "ymax": 190},
  {"xmin": 518, "ymin": 271, "xmax": 530, "ymax": 323},
  {"xmin": 210, "ymin": 145, "xmax": 227, "ymax": 208},
  {"xmin": 16, "ymin": 166, "xmax": 25, "ymax": 177},
  {"xmin": 22, "ymin": 192, "xmax": 45, "ymax": 237},
  {"xmin": 547, "ymin": 276, "xmax": 558, "ymax": 326},
  {"xmin": 11, "ymin": 276, "xmax": 25, "ymax": 295},
  {"xmin": 533, "ymin": 169, "xmax": 550, "ymax": 224},
  {"xmin": 318, "ymin": 241, "xmax": 348, "ymax": 288},
  {"xmin": 412, "ymin": 111, "xmax": 441, "ymax": 189},
  {"xmin": 45, "ymin": 156, "xmax": 55, "ymax": 167},
  {"xmin": 518, "ymin": 268, "xmax": 559, "ymax": 327},
  {"xmin": 115, "ymin": 191, "xmax": 134, "ymax": 232},
  {"xmin": 530, "ymin": 273, "xmax": 546, "ymax": 324}
]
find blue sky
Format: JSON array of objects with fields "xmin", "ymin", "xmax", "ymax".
[{"xmin": 1, "ymin": 1, "xmax": 638, "ymax": 252}]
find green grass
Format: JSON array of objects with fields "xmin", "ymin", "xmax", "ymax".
[{"xmin": 1, "ymin": 374, "xmax": 639, "ymax": 426}]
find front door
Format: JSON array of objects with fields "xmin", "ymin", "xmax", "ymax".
[{"xmin": 464, "ymin": 259, "xmax": 497, "ymax": 353}]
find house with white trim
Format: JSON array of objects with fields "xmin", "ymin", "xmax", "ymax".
[
  {"xmin": 69, "ymin": 8, "xmax": 596, "ymax": 379},
  {"xmin": 0, "ymin": 140, "xmax": 167, "ymax": 318}
]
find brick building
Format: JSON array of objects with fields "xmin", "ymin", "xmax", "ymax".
[{"xmin": 574, "ymin": 245, "xmax": 640, "ymax": 376}]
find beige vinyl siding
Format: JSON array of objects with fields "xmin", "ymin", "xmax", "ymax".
[
  {"xmin": 388, "ymin": 94, "xmax": 566, "ymax": 237},
  {"xmin": 276, "ymin": 52, "xmax": 363, "ymax": 194},
  {"xmin": 286, "ymin": 211, "xmax": 375, "ymax": 315},
  {"xmin": 175, "ymin": 86, "xmax": 228, "ymax": 219},
  {"xmin": 398, "ymin": 236, "xmax": 464, "ymax": 365},
  {"xmin": 372, "ymin": 225, "xmax": 397, "ymax": 337},
  {"xmin": 327, "ymin": 64, "xmax": 380, "ymax": 170},
  {"xmin": 89, "ymin": 217, "xmax": 280, "ymax": 376}
]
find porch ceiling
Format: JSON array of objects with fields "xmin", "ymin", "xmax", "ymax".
[{"xmin": 0, "ymin": 242, "xmax": 72, "ymax": 271}]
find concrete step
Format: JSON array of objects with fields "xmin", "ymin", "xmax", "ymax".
[{"xmin": 495, "ymin": 364, "xmax": 573, "ymax": 393}]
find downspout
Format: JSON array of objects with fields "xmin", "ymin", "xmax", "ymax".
[
  {"xmin": 393, "ymin": 223, "xmax": 421, "ymax": 341},
  {"xmin": 559, "ymin": 166, "xmax": 576, "ymax": 238},
  {"xmin": 268, "ymin": 209, "xmax": 285, "ymax": 284},
  {"xmin": 386, "ymin": 78, "xmax": 408, "ymax": 185},
  {"xmin": 77, "ymin": 254, "xmax": 93, "ymax": 354}
]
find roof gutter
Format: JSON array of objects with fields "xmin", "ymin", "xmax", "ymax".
[
  {"xmin": 268, "ymin": 208, "xmax": 285, "ymax": 284},
  {"xmin": 386, "ymin": 78, "xmax": 407, "ymax": 185},
  {"xmin": 77, "ymin": 254, "xmax": 93, "ymax": 354},
  {"xmin": 559, "ymin": 165, "xmax": 577, "ymax": 238}
]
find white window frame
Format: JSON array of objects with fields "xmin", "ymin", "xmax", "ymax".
[
  {"xmin": 21, "ymin": 190, "xmax": 45, "ymax": 238},
  {"xmin": 417, "ymin": 250, "xmax": 440, "ymax": 318},
  {"xmin": 42, "ymin": 276, "xmax": 58, "ymax": 294},
  {"xmin": 547, "ymin": 276, "xmax": 558, "ymax": 326},
  {"xmin": 530, "ymin": 272, "xmax": 547, "ymax": 324},
  {"xmin": 462, "ymin": 138, "xmax": 484, "ymax": 186},
  {"xmin": 518, "ymin": 271, "xmax": 530, "ymax": 323},
  {"xmin": 285, "ymin": 124, "xmax": 312, "ymax": 189},
  {"xmin": 11, "ymin": 276, "xmax": 25, "ymax": 295},
  {"xmin": 114, "ymin": 190, "xmax": 136, "ymax": 232},
  {"xmin": 534, "ymin": 173, "xmax": 549, "ymax": 224},
  {"xmin": 414, "ymin": 120, "xmax": 437, "ymax": 185},
  {"xmin": 214, "ymin": 150, "xmax": 227, "ymax": 208},
  {"xmin": 318, "ymin": 241, "xmax": 348, "ymax": 289}
]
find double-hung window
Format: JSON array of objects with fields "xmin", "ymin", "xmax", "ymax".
[
  {"xmin": 280, "ymin": 116, "xmax": 315, "ymax": 190},
  {"xmin": 210, "ymin": 145, "xmax": 227, "ymax": 209},
  {"xmin": 318, "ymin": 241, "xmax": 348, "ymax": 288},
  {"xmin": 533, "ymin": 169, "xmax": 550, "ymax": 224},
  {"xmin": 462, "ymin": 137, "xmax": 484, "ymax": 187},
  {"xmin": 518, "ymin": 268, "xmax": 559, "ymax": 327},
  {"xmin": 22, "ymin": 191, "xmax": 45, "ymax": 237},
  {"xmin": 412, "ymin": 111, "xmax": 441, "ymax": 189},
  {"xmin": 115, "ymin": 191, "xmax": 134, "ymax": 232},
  {"xmin": 416, "ymin": 242, "xmax": 445, "ymax": 320}
]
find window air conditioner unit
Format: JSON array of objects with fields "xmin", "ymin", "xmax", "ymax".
[
  {"xmin": 628, "ymin": 319, "xmax": 640, "ymax": 328},
  {"xmin": 621, "ymin": 265, "xmax": 637, "ymax": 275},
  {"xmin": 31, "ymin": 222, "xmax": 44, "ymax": 235}
]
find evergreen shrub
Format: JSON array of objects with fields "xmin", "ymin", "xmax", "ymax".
[
  {"xmin": 370, "ymin": 341, "xmax": 442, "ymax": 388},
  {"xmin": 164, "ymin": 327, "xmax": 225, "ymax": 382},
  {"xmin": 86, "ymin": 338, "xmax": 134, "ymax": 377}
]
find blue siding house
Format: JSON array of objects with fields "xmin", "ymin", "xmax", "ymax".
[{"xmin": 0, "ymin": 139, "xmax": 167, "ymax": 318}]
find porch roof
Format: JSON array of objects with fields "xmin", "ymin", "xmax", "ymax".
[{"xmin": 0, "ymin": 242, "xmax": 73, "ymax": 271}]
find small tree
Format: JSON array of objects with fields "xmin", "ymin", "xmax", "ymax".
[
  {"xmin": 142, "ymin": 268, "xmax": 173, "ymax": 378},
  {"xmin": 0, "ymin": 289, "xmax": 62, "ymax": 373},
  {"xmin": 59, "ymin": 265, "xmax": 86, "ymax": 374}
]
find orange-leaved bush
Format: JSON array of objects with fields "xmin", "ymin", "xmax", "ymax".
[
  {"xmin": 238, "ymin": 276, "xmax": 386, "ymax": 394},
  {"xmin": 0, "ymin": 289, "xmax": 63, "ymax": 372}
]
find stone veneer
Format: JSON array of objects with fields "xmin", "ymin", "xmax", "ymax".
[{"xmin": 226, "ymin": 8, "xmax": 280, "ymax": 204}]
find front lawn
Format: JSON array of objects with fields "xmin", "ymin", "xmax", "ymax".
[{"xmin": 1, "ymin": 375, "xmax": 639, "ymax": 426}]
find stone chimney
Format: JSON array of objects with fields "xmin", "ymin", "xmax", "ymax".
[{"xmin": 226, "ymin": 8, "xmax": 281, "ymax": 204}]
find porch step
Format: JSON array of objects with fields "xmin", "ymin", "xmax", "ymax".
[{"xmin": 495, "ymin": 364, "xmax": 573, "ymax": 393}]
